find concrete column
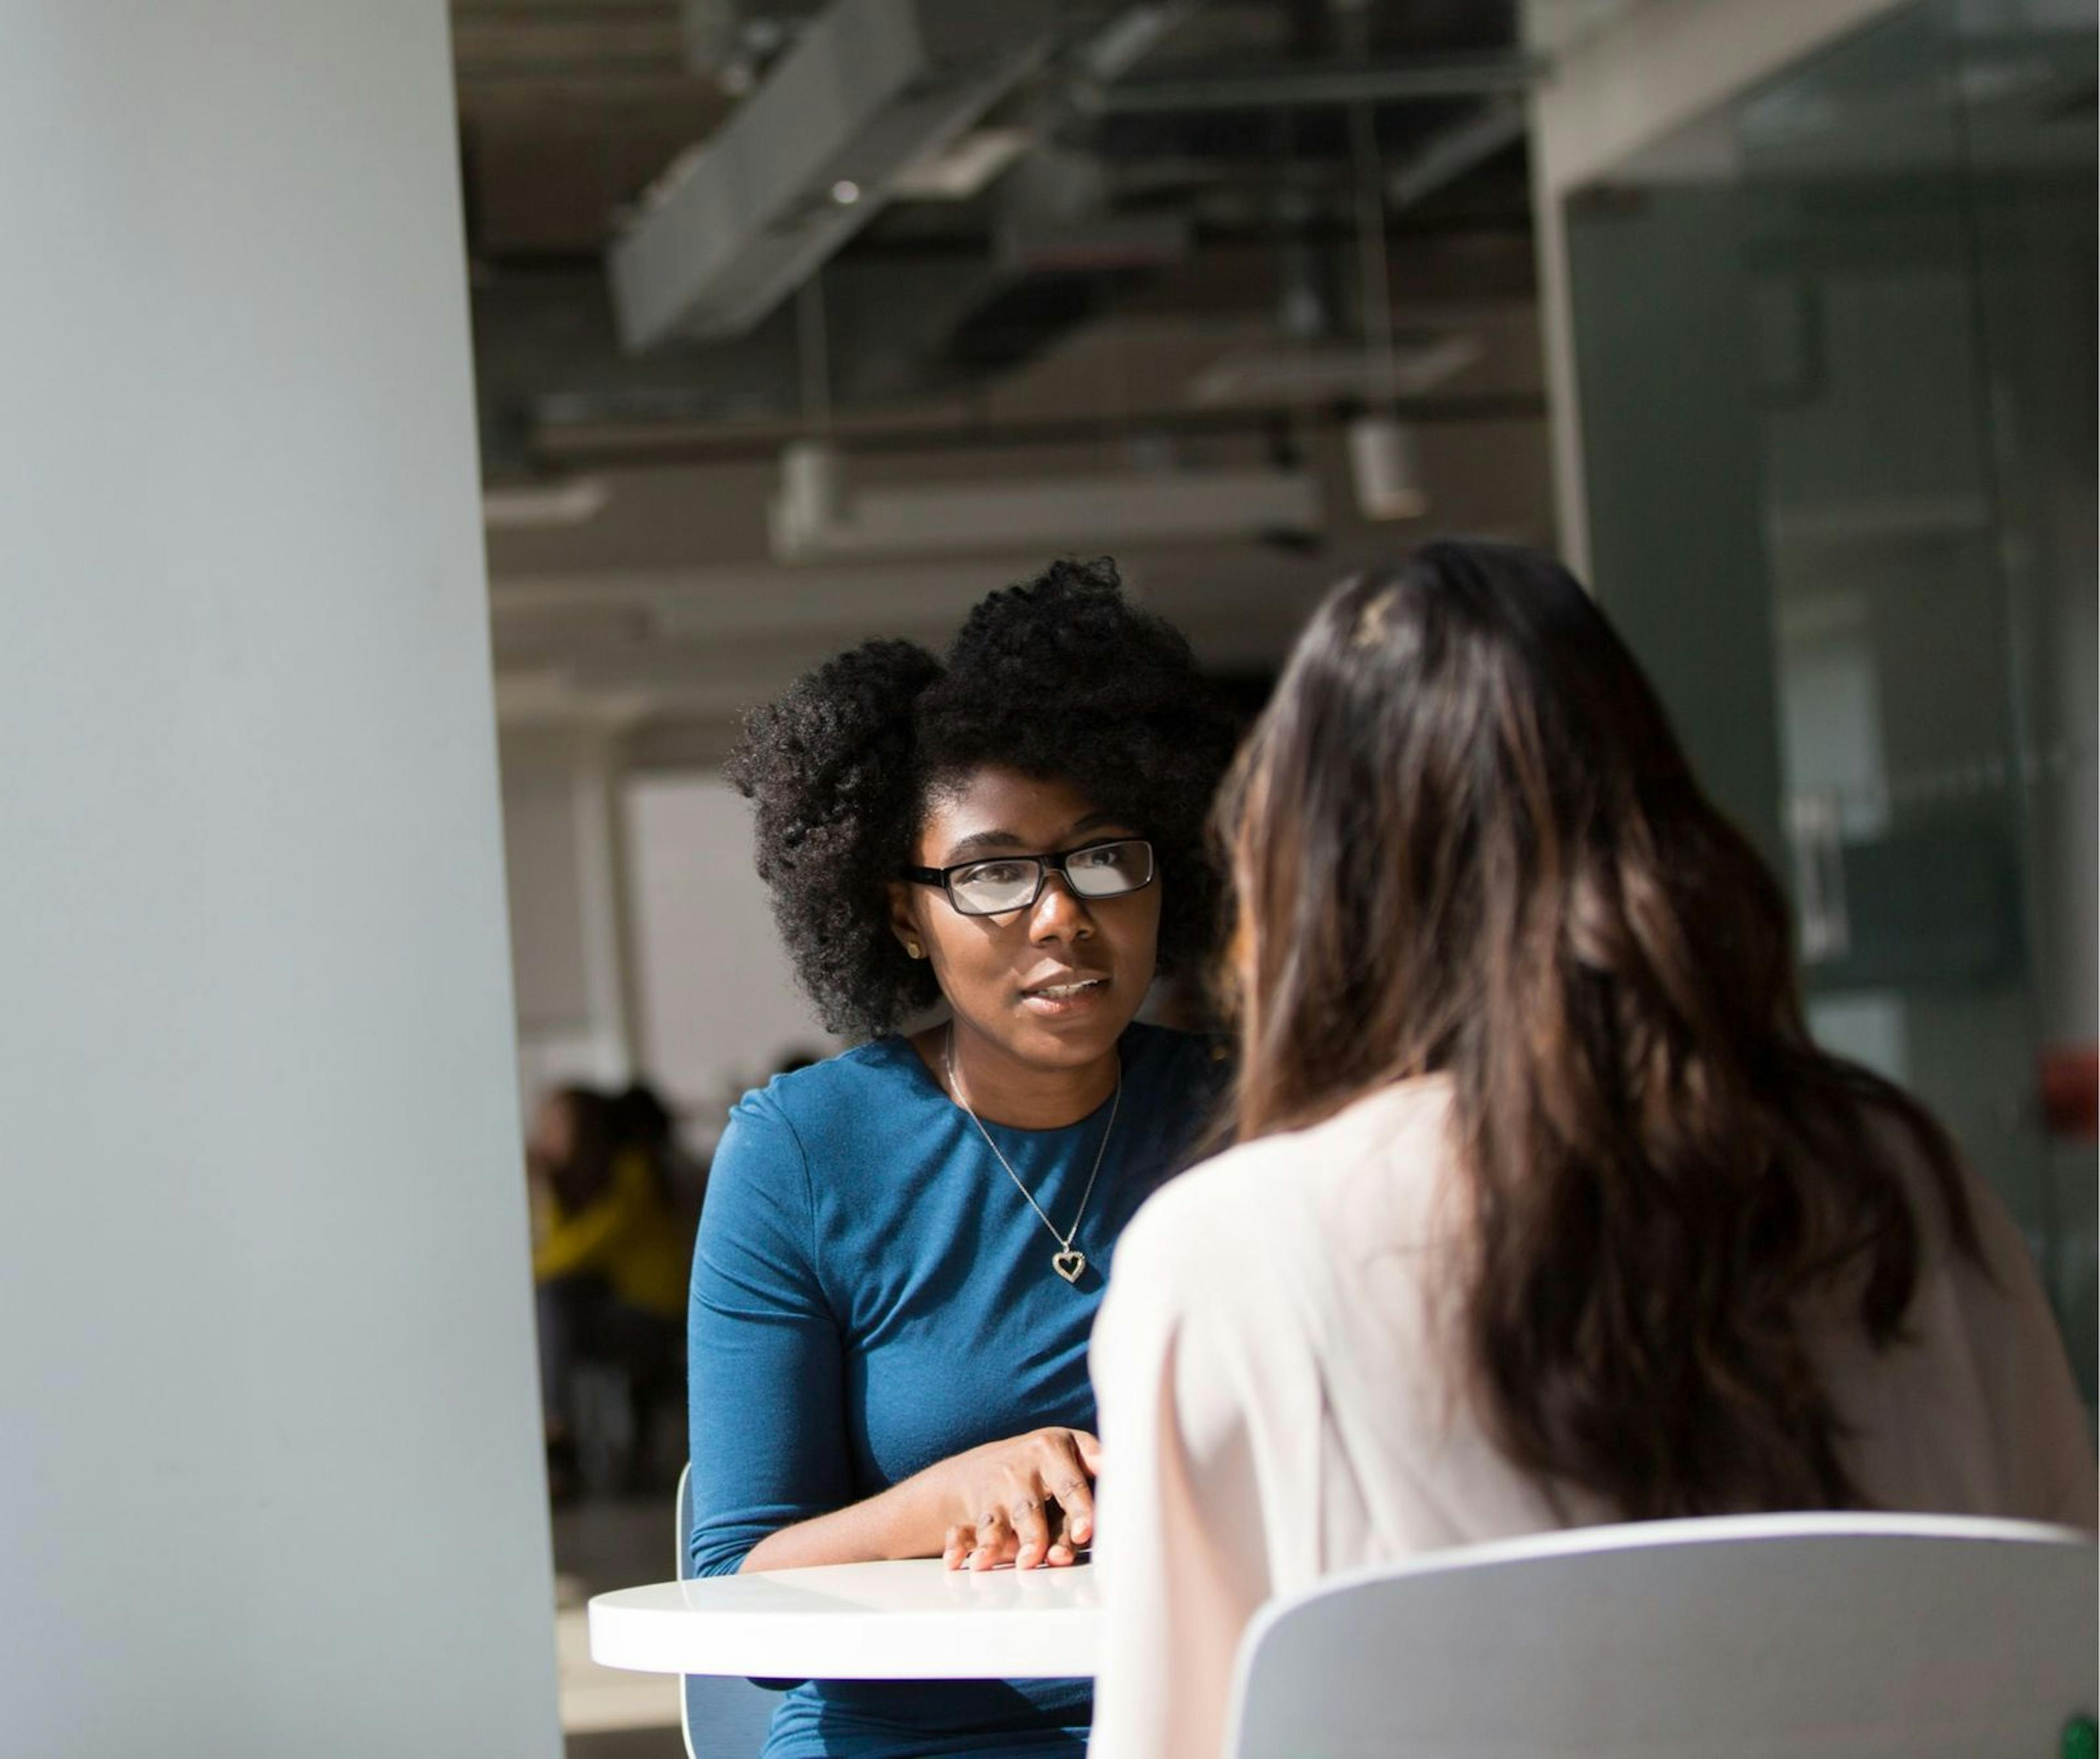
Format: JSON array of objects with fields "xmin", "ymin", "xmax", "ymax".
[{"xmin": 0, "ymin": 6, "xmax": 561, "ymax": 1755}]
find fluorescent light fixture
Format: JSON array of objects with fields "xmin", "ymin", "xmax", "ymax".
[
  {"xmin": 1187, "ymin": 335, "xmax": 1480, "ymax": 407},
  {"xmin": 482, "ymin": 477, "xmax": 611, "ymax": 529},
  {"xmin": 769, "ymin": 441, "xmax": 1321, "ymax": 561}
]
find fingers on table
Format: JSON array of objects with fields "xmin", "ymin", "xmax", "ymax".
[
  {"xmin": 1041, "ymin": 1431, "xmax": 1098, "ymax": 1549},
  {"xmin": 1008, "ymin": 1493, "xmax": 1054, "ymax": 1569},
  {"xmin": 971, "ymin": 1506, "xmax": 1017, "ymax": 1571},
  {"xmin": 943, "ymin": 1428, "xmax": 1101, "ymax": 1571}
]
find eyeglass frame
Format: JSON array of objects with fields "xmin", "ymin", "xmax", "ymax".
[{"xmin": 903, "ymin": 837, "xmax": 1157, "ymax": 918}]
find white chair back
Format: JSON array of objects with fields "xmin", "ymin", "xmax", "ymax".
[{"xmin": 1225, "ymin": 1512, "xmax": 2098, "ymax": 1759}]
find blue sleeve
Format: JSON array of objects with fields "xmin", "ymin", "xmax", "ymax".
[{"xmin": 686, "ymin": 1091, "xmax": 851, "ymax": 1578}]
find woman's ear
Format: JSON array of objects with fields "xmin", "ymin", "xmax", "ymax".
[{"xmin": 885, "ymin": 881, "xmax": 925, "ymax": 960}]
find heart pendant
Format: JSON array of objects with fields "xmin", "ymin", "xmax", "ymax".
[{"xmin": 1052, "ymin": 1249, "xmax": 1086, "ymax": 1284}]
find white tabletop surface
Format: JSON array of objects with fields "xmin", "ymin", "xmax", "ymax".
[{"xmin": 588, "ymin": 1558, "xmax": 1101, "ymax": 1680}]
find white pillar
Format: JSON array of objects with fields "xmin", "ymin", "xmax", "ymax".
[{"xmin": 0, "ymin": 7, "xmax": 561, "ymax": 1755}]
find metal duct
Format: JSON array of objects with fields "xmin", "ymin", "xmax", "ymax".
[{"xmin": 609, "ymin": 0, "xmax": 1052, "ymax": 348}]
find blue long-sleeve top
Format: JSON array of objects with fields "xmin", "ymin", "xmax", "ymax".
[{"xmin": 687, "ymin": 1023, "xmax": 1222, "ymax": 1759}]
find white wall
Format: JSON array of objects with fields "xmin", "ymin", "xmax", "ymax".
[
  {"xmin": 623, "ymin": 774, "xmax": 838, "ymax": 1137},
  {"xmin": 495, "ymin": 755, "xmax": 836, "ymax": 1146},
  {"xmin": 0, "ymin": 7, "xmax": 561, "ymax": 1755},
  {"xmin": 502, "ymin": 726, "xmax": 640, "ymax": 1108}
]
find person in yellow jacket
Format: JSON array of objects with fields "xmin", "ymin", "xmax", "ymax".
[{"xmin": 529, "ymin": 1084, "xmax": 689, "ymax": 1501}]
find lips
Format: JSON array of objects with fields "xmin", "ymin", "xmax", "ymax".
[{"xmin": 1020, "ymin": 974, "xmax": 1110, "ymax": 1000}]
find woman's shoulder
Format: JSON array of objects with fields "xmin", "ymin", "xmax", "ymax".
[
  {"xmin": 732, "ymin": 1036, "xmax": 921, "ymax": 1121},
  {"xmin": 1096, "ymin": 1081, "xmax": 1461, "ymax": 1431},
  {"xmin": 1116, "ymin": 1076, "xmax": 1457, "ymax": 1296},
  {"xmin": 708, "ymin": 1040, "xmax": 933, "ymax": 1228},
  {"xmin": 714, "ymin": 1038, "xmax": 928, "ymax": 1173}
]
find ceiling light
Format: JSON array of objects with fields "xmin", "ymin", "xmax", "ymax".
[
  {"xmin": 768, "ymin": 443, "xmax": 1322, "ymax": 562},
  {"xmin": 1187, "ymin": 335, "xmax": 1480, "ymax": 407},
  {"xmin": 776, "ymin": 440, "xmax": 849, "ymax": 533},
  {"xmin": 481, "ymin": 477, "xmax": 611, "ymax": 529},
  {"xmin": 1346, "ymin": 416, "xmax": 1428, "ymax": 522},
  {"xmin": 830, "ymin": 179, "xmax": 862, "ymax": 206}
]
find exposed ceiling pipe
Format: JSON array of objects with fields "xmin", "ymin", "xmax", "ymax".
[
  {"xmin": 1079, "ymin": 1, "xmax": 1211, "ymax": 82},
  {"xmin": 1387, "ymin": 96, "xmax": 1529, "ymax": 208},
  {"xmin": 529, "ymin": 391, "xmax": 1549, "ymax": 468},
  {"xmin": 1083, "ymin": 51, "xmax": 1543, "ymax": 116},
  {"xmin": 1342, "ymin": 3, "xmax": 1424, "ymax": 522}
]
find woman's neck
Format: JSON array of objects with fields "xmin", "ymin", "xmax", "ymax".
[{"xmin": 917, "ymin": 1020, "xmax": 1121, "ymax": 1130}]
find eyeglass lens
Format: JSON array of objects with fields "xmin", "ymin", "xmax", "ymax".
[{"xmin": 949, "ymin": 840, "xmax": 1152, "ymax": 915}]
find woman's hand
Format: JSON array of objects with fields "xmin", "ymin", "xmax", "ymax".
[
  {"xmin": 931, "ymin": 1428, "xmax": 1103, "ymax": 1572},
  {"xmin": 730, "ymin": 1424, "xmax": 1103, "ymax": 1575}
]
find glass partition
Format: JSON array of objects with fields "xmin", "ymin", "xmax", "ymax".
[{"xmin": 1565, "ymin": 0, "xmax": 2097, "ymax": 1402}]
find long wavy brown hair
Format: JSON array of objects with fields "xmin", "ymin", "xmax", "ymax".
[{"xmin": 1218, "ymin": 541, "xmax": 1979, "ymax": 1518}]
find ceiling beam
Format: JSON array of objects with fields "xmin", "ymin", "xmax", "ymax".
[
  {"xmin": 1084, "ymin": 51, "xmax": 1544, "ymax": 116},
  {"xmin": 529, "ymin": 388, "xmax": 1548, "ymax": 467}
]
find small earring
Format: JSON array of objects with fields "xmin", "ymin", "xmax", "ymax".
[{"xmin": 906, "ymin": 940, "xmax": 923, "ymax": 959}]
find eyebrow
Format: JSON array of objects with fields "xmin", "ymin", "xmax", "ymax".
[{"xmin": 940, "ymin": 811, "xmax": 1132, "ymax": 866}]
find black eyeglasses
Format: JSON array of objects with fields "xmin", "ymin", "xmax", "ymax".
[{"xmin": 905, "ymin": 838, "xmax": 1156, "ymax": 918}]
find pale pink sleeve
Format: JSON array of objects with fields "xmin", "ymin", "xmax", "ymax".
[
  {"xmin": 1087, "ymin": 1197, "xmax": 1276, "ymax": 1759},
  {"xmin": 1962, "ymin": 1169, "xmax": 2098, "ymax": 1529},
  {"xmin": 1858, "ymin": 1138, "xmax": 2100, "ymax": 1529}
]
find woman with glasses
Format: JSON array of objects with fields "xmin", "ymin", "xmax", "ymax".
[
  {"xmin": 691, "ymin": 558, "xmax": 1237, "ymax": 1759},
  {"xmin": 1086, "ymin": 540, "xmax": 2095, "ymax": 1759}
]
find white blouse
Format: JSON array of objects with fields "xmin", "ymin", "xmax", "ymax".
[{"xmin": 1086, "ymin": 1075, "xmax": 2096, "ymax": 1759}]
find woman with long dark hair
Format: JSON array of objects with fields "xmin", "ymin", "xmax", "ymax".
[{"xmin": 1086, "ymin": 540, "xmax": 2093, "ymax": 1759}]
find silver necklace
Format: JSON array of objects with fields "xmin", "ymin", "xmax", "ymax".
[{"xmin": 946, "ymin": 1023, "xmax": 1121, "ymax": 1285}]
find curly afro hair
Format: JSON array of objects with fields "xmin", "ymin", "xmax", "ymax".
[{"xmin": 725, "ymin": 558, "xmax": 1241, "ymax": 1041}]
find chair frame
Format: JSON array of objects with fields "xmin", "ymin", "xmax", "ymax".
[
  {"xmin": 1224, "ymin": 1511, "xmax": 2098, "ymax": 1759},
  {"xmin": 674, "ymin": 1463, "xmax": 785, "ymax": 1758},
  {"xmin": 675, "ymin": 1461, "xmax": 697, "ymax": 1759}
]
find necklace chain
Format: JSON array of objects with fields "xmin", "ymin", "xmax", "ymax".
[{"xmin": 946, "ymin": 1023, "xmax": 1120, "ymax": 1280}]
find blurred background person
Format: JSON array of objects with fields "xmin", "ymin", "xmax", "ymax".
[
  {"xmin": 614, "ymin": 1077, "xmax": 713, "ymax": 1230},
  {"xmin": 1088, "ymin": 541, "xmax": 2096, "ymax": 1759},
  {"xmin": 530, "ymin": 1083, "xmax": 689, "ymax": 1503}
]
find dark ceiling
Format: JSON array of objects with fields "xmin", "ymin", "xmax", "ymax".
[{"xmin": 451, "ymin": 0, "xmax": 1537, "ymax": 477}]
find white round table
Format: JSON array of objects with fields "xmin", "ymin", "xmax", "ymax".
[{"xmin": 588, "ymin": 1559, "xmax": 1101, "ymax": 1680}]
